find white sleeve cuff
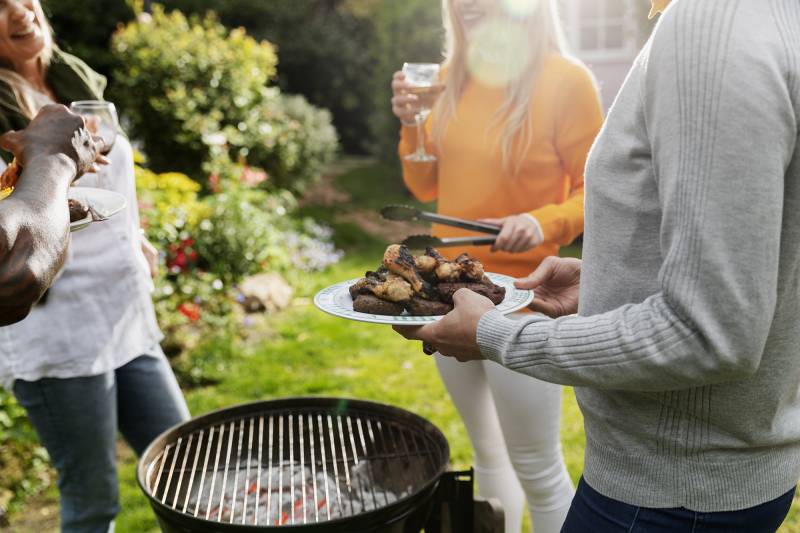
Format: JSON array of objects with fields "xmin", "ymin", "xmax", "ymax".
[{"xmin": 520, "ymin": 213, "xmax": 544, "ymax": 242}]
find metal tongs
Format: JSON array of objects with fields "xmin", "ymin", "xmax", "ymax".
[{"xmin": 380, "ymin": 205, "xmax": 500, "ymax": 249}]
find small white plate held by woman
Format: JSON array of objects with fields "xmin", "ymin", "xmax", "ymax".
[
  {"xmin": 314, "ymin": 272, "xmax": 533, "ymax": 326},
  {"xmin": 69, "ymin": 187, "xmax": 126, "ymax": 232}
]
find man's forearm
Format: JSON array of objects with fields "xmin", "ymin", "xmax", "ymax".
[{"xmin": 0, "ymin": 153, "xmax": 76, "ymax": 325}]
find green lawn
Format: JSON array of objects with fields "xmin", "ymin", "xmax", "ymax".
[{"xmin": 16, "ymin": 160, "xmax": 800, "ymax": 532}]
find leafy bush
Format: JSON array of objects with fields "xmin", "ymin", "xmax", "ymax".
[
  {"xmin": 0, "ymin": 390, "xmax": 51, "ymax": 522},
  {"xmin": 192, "ymin": 187, "xmax": 297, "ymax": 282},
  {"xmin": 111, "ymin": 6, "xmax": 338, "ymax": 195},
  {"xmin": 136, "ymin": 161, "xmax": 207, "ymax": 245},
  {"xmin": 161, "ymin": 0, "xmax": 376, "ymax": 155},
  {"xmin": 136, "ymin": 158, "xmax": 342, "ymax": 355},
  {"xmin": 159, "ymin": 0, "xmax": 442, "ymax": 159}
]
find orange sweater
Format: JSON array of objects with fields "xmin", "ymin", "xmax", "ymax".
[{"xmin": 399, "ymin": 54, "xmax": 603, "ymax": 278}]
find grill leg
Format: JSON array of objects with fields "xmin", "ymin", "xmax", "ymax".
[
  {"xmin": 425, "ymin": 469, "xmax": 504, "ymax": 533},
  {"xmin": 425, "ymin": 469, "xmax": 471, "ymax": 533}
]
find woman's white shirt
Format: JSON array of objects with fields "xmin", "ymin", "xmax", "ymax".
[{"xmin": 0, "ymin": 134, "xmax": 164, "ymax": 389}]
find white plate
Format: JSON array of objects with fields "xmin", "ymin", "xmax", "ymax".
[
  {"xmin": 69, "ymin": 187, "xmax": 126, "ymax": 232},
  {"xmin": 314, "ymin": 272, "xmax": 533, "ymax": 326}
]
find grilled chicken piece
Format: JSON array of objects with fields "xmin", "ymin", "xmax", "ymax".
[
  {"xmin": 425, "ymin": 247, "xmax": 446, "ymax": 261},
  {"xmin": 455, "ymin": 253, "xmax": 485, "ymax": 282},
  {"xmin": 372, "ymin": 274, "xmax": 414, "ymax": 302},
  {"xmin": 421, "ymin": 246, "xmax": 460, "ymax": 281},
  {"xmin": 415, "ymin": 255, "xmax": 438, "ymax": 274},
  {"xmin": 384, "ymin": 244, "xmax": 427, "ymax": 294},
  {"xmin": 350, "ymin": 273, "xmax": 414, "ymax": 303},
  {"xmin": 435, "ymin": 261, "xmax": 462, "ymax": 282},
  {"xmin": 349, "ymin": 277, "xmax": 378, "ymax": 299},
  {"xmin": 365, "ymin": 266, "xmax": 389, "ymax": 281},
  {"xmin": 421, "ymin": 246, "xmax": 464, "ymax": 282}
]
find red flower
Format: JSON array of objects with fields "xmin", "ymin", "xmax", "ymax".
[
  {"xmin": 178, "ymin": 302, "xmax": 201, "ymax": 322},
  {"xmin": 166, "ymin": 237, "xmax": 198, "ymax": 273}
]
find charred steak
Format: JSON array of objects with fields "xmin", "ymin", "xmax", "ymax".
[
  {"xmin": 437, "ymin": 281, "xmax": 506, "ymax": 305},
  {"xmin": 405, "ymin": 297, "xmax": 454, "ymax": 316},
  {"xmin": 352, "ymin": 295, "xmax": 405, "ymax": 316}
]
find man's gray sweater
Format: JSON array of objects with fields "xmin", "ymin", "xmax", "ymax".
[{"xmin": 477, "ymin": 0, "xmax": 800, "ymax": 512}]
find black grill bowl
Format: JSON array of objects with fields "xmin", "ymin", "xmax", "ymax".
[{"xmin": 137, "ymin": 398, "xmax": 450, "ymax": 532}]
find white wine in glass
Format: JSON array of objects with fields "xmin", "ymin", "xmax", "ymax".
[
  {"xmin": 402, "ymin": 62, "xmax": 442, "ymax": 163},
  {"xmin": 70, "ymin": 100, "xmax": 120, "ymax": 188},
  {"xmin": 70, "ymin": 100, "xmax": 119, "ymax": 157}
]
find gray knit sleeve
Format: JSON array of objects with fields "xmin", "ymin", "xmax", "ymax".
[{"xmin": 476, "ymin": 0, "xmax": 795, "ymax": 391}]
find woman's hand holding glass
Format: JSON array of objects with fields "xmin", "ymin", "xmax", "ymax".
[
  {"xmin": 392, "ymin": 72, "xmax": 424, "ymax": 125},
  {"xmin": 392, "ymin": 63, "xmax": 442, "ymax": 163}
]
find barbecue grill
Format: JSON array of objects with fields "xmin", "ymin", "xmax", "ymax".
[{"xmin": 138, "ymin": 397, "xmax": 503, "ymax": 532}]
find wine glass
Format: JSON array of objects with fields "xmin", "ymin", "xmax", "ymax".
[
  {"xmin": 402, "ymin": 63, "xmax": 442, "ymax": 163},
  {"xmin": 70, "ymin": 101, "xmax": 119, "ymax": 188},
  {"xmin": 70, "ymin": 101, "xmax": 119, "ymax": 155}
]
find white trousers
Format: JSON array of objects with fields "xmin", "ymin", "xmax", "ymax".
[{"xmin": 435, "ymin": 351, "xmax": 574, "ymax": 533}]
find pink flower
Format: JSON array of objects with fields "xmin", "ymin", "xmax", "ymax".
[{"xmin": 240, "ymin": 165, "xmax": 268, "ymax": 187}]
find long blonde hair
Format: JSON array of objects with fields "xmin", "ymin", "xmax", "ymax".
[
  {"xmin": 0, "ymin": 0, "xmax": 55, "ymax": 119},
  {"xmin": 433, "ymin": 0, "xmax": 567, "ymax": 174}
]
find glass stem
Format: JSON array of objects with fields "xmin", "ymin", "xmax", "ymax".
[{"xmin": 415, "ymin": 113, "xmax": 426, "ymax": 157}]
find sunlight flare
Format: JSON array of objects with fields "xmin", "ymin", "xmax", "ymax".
[{"xmin": 467, "ymin": 17, "xmax": 531, "ymax": 87}]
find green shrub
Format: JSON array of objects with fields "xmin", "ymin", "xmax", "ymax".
[
  {"xmin": 136, "ymin": 158, "xmax": 342, "ymax": 356},
  {"xmin": 161, "ymin": 0, "xmax": 376, "ymax": 154},
  {"xmin": 0, "ymin": 390, "xmax": 51, "ymax": 520},
  {"xmin": 192, "ymin": 187, "xmax": 298, "ymax": 282},
  {"xmin": 159, "ymin": 0, "xmax": 442, "ymax": 160},
  {"xmin": 136, "ymin": 161, "xmax": 206, "ymax": 245},
  {"xmin": 111, "ymin": 6, "xmax": 338, "ymax": 195}
]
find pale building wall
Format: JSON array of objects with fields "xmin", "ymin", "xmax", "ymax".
[
  {"xmin": 582, "ymin": 59, "xmax": 633, "ymax": 110},
  {"xmin": 558, "ymin": 0, "xmax": 649, "ymax": 111}
]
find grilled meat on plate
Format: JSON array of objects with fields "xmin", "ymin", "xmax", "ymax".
[
  {"xmin": 437, "ymin": 281, "xmax": 505, "ymax": 305},
  {"xmin": 349, "ymin": 273, "xmax": 414, "ymax": 303},
  {"xmin": 383, "ymin": 245, "xmax": 425, "ymax": 292},
  {"xmin": 405, "ymin": 297, "xmax": 454, "ymax": 316},
  {"xmin": 415, "ymin": 255, "xmax": 437, "ymax": 275},
  {"xmin": 353, "ymin": 295, "xmax": 405, "ymax": 316},
  {"xmin": 455, "ymin": 253, "xmax": 485, "ymax": 282},
  {"xmin": 349, "ymin": 277, "xmax": 378, "ymax": 299},
  {"xmin": 349, "ymin": 245, "xmax": 505, "ymax": 316},
  {"xmin": 372, "ymin": 275, "xmax": 414, "ymax": 303}
]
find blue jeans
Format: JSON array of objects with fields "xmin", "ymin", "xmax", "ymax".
[
  {"xmin": 562, "ymin": 478, "xmax": 796, "ymax": 533},
  {"xmin": 13, "ymin": 354, "xmax": 190, "ymax": 533}
]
